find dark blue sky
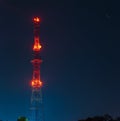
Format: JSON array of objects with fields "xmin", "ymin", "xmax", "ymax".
[{"xmin": 0, "ymin": 0, "xmax": 120, "ymax": 121}]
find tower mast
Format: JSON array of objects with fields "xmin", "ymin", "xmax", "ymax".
[{"xmin": 30, "ymin": 17, "xmax": 44, "ymax": 121}]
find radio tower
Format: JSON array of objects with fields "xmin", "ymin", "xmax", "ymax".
[{"xmin": 30, "ymin": 17, "xmax": 44, "ymax": 121}]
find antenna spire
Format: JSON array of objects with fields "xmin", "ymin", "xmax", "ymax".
[{"xmin": 30, "ymin": 17, "xmax": 44, "ymax": 121}]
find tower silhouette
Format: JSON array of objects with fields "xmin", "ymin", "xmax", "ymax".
[{"xmin": 30, "ymin": 17, "xmax": 44, "ymax": 121}]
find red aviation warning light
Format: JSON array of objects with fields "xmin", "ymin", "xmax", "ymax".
[
  {"xmin": 33, "ymin": 38, "xmax": 42, "ymax": 51},
  {"xmin": 31, "ymin": 79, "xmax": 42, "ymax": 88},
  {"xmin": 33, "ymin": 17, "xmax": 40, "ymax": 23}
]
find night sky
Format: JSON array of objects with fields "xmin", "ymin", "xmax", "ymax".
[{"xmin": 0, "ymin": 0, "xmax": 120, "ymax": 121}]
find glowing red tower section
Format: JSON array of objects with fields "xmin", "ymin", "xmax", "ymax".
[
  {"xmin": 31, "ymin": 17, "xmax": 42, "ymax": 88},
  {"xmin": 30, "ymin": 17, "xmax": 44, "ymax": 121}
]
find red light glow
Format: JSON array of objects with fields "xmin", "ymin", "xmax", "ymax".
[
  {"xmin": 31, "ymin": 80, "xmax": 42, "ymax": 88},
  {"xmin": 33, "ymin": 43, "xmax": 42, "ymax": 51},
  {"xmin": 33, "ymin": 17, "xmax": 40, "ymax": 23},
  {"xmin": 33, "ymin": 37, "xmax": 42, "ymax": 51}
]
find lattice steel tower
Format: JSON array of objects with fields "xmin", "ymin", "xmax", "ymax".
[{"xmin": 30, "ymin": 17, "xmax": 44, "ymax": 121}]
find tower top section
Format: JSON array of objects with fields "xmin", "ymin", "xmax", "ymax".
[
  {"xmin": 31, "ymin": 17, "xmax": 43, "ymax": 88},
  {"xmin": 33, "ymin": 17, "xmax": 42, "ymax": 52}
]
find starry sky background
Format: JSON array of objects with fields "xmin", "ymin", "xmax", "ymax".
[{"xmin": 0, "ymin": 0, "xmax": 120, "ymax": 121}]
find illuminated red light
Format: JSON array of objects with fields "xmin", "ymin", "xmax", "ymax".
[
  {"xmin": 33, "ymin": 17, "xmax": 40, "ymax": 23},
  {"xmin": 31, "ymin": 80, "xmax": 42, "ymax": 88},
  {"xmin": 33, "ymin": 43, "xmax": 42, "ymax": 51},
  {"xmin": 33, "ymin": 37, "xmax": 42, "ymax": 51}
]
